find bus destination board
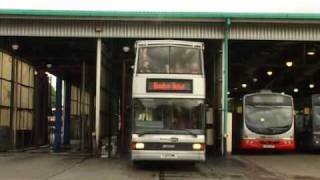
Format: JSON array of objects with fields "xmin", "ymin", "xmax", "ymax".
[{"xmin": 146, "ymin": 79, "xmax": 193, "ymax": 93}]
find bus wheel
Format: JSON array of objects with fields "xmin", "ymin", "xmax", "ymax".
[{"xmin": 132, "ymin": 161, "xmax": 143, "ymax": 167}]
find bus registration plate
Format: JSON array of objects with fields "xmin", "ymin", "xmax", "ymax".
[
  {"xmin": 160, "ymin": 154, "xmax": 177, "ymax": 159},
  {"xmin": 263, "ymin": 144, "xmax": 275, "ymax": 149}
]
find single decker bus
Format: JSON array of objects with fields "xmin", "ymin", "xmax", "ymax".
[{"xmin": 240, "ymin": 91, "xmax": 295, "ymax": 151}]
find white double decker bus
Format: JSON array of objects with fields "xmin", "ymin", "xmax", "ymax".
[{"xmin": 131, "ymin": 40, "xmax": 206, "ymax": 162}]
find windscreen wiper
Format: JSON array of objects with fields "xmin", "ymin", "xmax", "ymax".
[
  {"xmin": 138, "ymin": 129, "xmax": 198, "ymax": 137},
  {"xmin": 180, "ymin": 129, "xmax": 198, "ymax": 137},
  {"xmin": 267, "ymin": 125, "xmax": 290, "ymax": 129},
  {"xmin": 137, "ymin": 130, "xmax": 165, "ymax": 137}
]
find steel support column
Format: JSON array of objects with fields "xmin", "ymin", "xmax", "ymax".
[
  {"xmin": 120, "ymin": 62, "xmax": 126, "ymax": 152},
  {"xmin": 54, "ymin": 77, "xmax": 62, "ymax": 151},
  {"xmin": 63, "ymin": 80, "xmax": 71, "ymax": 145},
  {"xmin": 222, "ymin": 18, "xmax": 231, "ymax": 155},
  {"xmin": 80, "ymin": 60, "xmax": 86, "ymax": 152},
  {"xmin": 95, "ymin": 38, "xmax": 102, "ymax": 151}
]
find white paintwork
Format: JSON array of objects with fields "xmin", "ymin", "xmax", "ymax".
[
  {"xmin": 136, "ymin": 40, "xmax": 204, "ymax": 48},
  {"xmin": 226, "ymin": 112, "xmax": 232, "ymax": 154},
  {"xmin": 132, "ymin": 134, "xmax": 205, "ymax": 143},
  {"xmin": 131, "ymin": 40, "xmax": 206, "ymax": 161},
  {"xmin": 132, "ymin": 150, "xmax": 205, "ymax": 161}
]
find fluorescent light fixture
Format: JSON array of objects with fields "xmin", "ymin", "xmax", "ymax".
[
  {"xmin": 46, "ymin": 64, "xmax": 52, "ymax": 68},
  {"xmin": 293, "ymin": 88, "xmax": 299, "ymax": 93},
  {"xmin": 122, "ymin": 46, "xmax": 130, "ymax": 53},
  {"xmin": 307, "ymin": 51, "xmax": 316, "ymax": 56},
  {"xmin": 11, "ymin": 44, "xmax": 19, "ymax": 51},
  {"xmin": 253, "ymin": 78, "xmax": 258, "ymax": 82},
  {"xmin": 267, "ymin": 71, "xmax": 273, "ymax": 76},
  {"xmin": 241, "ymin": 83, "xmax": 247, "ymax": 88},
  {"xmin": 309, "ymin": 84, "xmax": 315, "ymax": 89},
  {"xmin": 286, "ymin": 61, "xmax": 293, "ymax": 67}
]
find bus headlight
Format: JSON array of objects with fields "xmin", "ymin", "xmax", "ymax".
[
  {"xmin": 193, "ymin": 143, "xmax": 204, "ymax": 150},
  {"xmin": 133, "ymin": 142, "xmax": 145, "ymax": 150}
]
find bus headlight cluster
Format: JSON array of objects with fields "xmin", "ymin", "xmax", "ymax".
[
  {"xmin": 192, "ymin": 143, "xmax": 204, "ymax": 150},
  {"xmin": 132, "ymin": 142, "xmax": 145, "ymax": 150}
]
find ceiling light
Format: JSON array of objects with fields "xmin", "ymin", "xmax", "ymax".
[
  {"xmin": 122, "ymin": 46, "xmax": 130, "ymax": 53},
  {"xmin": 267, "ymin": 71, "xmax": 273, "ymax": 76},
  {"xmin": 241, "ymin": 83, "xmax": 247, "ymax": 88},
  {"xmin": 307, "ymin": 51, "xmax": 316, "ymax": 56},
  {"xmin": 11, "ymin": 44, "xmax": 19, "ymax": 51},
  {"xmin": 46, "ymin": 64, "xmax": 52, "ymax": 68},
  {"xmin": 293, "ymin": 88, "xmax": 299, "ymax": 93},
  {"xmin": 286, "ymin": 61, "xmax": 293, "ymax": 67},
  {"xmin": 234, "ymin": 88, "xmax": 238, "ymax": 90},
  {"xmin": 253, "ymin": 78, "xmax": 258, "ymax": 82},
  {"xmin": 309, "ymin": 84, "xmax": 315, "ymax": 89},
  {"xmin": 281, "ymin": 92, "xmax": 285, "ymax": 95},
  {"xmin": 227, "ymin": 91, "xmax": 230, "ymax": 95}
]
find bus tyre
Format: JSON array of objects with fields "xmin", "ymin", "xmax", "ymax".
[{"xmin": 132, "ymin": 161, "xmax": 142, "ymax": 167}]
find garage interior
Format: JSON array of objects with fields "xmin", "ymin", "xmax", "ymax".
[
  {"xmin": 2, "ymin": 36, "xmax": 320, "ymax": 156},
  {"xmin": 0, "ymin": 36, "xmax": 224, "ymax": 156},
  {"xmin": 229, "ymin": 40, "xmax": 320, "ymax": 152}
]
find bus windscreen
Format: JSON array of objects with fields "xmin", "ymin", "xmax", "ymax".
[
  {"xmin": 244, "ymin": 94, "xmax": 293, "ymax": 135},
  {"xmin": 245, "ymin": 94, "xmax": 292, "ymax": 106},
  {"xmin": 133, "ymin": 99, "xmax": 204, "ymax": 134}
]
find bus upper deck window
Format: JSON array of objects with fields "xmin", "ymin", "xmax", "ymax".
[
  {"xmin": 137, "ymin": 46, "xmax": 202, "ymax": 74},
  {"xmin": 138, "ymin": 47, "xmax": 169, "ymax": 73},
  {"xmin": 138, "ymin": 48, "xmax": 151, "ymax": 73},
  {"xmin": 170, "ymin": 47, "xmax": 202, "ymax": 74}
]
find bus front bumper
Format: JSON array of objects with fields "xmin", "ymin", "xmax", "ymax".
[
  {"xmin": 131, "ymin": 150, "xmax": 205, "ymax": 161},
  {"xmin": 240, "ymin": 139, "xmax": 295, "ymax": 151}
]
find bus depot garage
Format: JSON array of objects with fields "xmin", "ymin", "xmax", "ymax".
[
  {"xmin": 229, "ymin": 40, "xmax": 320, "ymax": 153},
  {"xmin": 0, "ymin": 35, "xmax": 223, "ymax": 156},
  {"xmin": 2, "ymin": 14, "xmax": 320, "ymax": 158},
  {"xmin": 0, "ymin": 37, "xmax": 100, "ymax": 153}
]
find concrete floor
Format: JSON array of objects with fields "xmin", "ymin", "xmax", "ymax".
[
  {"xmin": 0, "ymin": 153, "xmax": 319, "ymax": 180},
  {"xmin": 239, "ymin": 154, "xmax": 320, "ymax": 180}
]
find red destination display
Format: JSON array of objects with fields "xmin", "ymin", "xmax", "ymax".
[{"xmin": 147, "ymin": 79, "xmax": 192, "ymax": 93}]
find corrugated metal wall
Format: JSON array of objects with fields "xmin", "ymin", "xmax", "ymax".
[
  {"xmin": 0, "ymin": 50, "xmax": 35, "ymax": 148},
  {"xmin": 230, "ymin": 23, "xmax": 320, "ymax": 41},
  {"xmin": 0, "ymin": 52, "xmax": 12, "ymax": 127},
  {"xmin": 2, "ymin": 19, "xmax": 320, "ymax": 41},
  {"xmin": 70, "ymin": 85, "xmax": 90, "ymax": 139},
  {"xmin": 0, "ymin": 19, "xmax": 224, "ymax": 39}
]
